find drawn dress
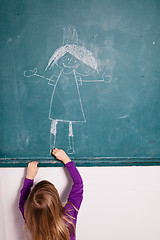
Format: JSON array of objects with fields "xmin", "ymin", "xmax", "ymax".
[{"xmin": 49, "ymin": 70, "xmax": 85, "ymax": 122}]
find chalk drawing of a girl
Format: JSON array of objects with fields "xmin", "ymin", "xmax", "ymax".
[{"xmin": 24, "ymin": 27, "xmax": 112, "ymax": 154}]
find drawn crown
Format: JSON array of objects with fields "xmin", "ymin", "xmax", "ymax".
[{"xmin": 63, "ymin": 26, "xmax": 78, "ymax": 45}]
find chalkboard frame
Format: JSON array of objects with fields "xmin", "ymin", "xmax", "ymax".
[
  {"xmin": 1, "ymin": 0, "xmax": 160, "ymax": 167},
  {"xmin": 0, "ymin": 157, "xmax": 160, "ymax": 167}
]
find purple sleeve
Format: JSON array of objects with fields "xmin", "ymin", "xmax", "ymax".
[
  {"xmin": 19, "ymin": 178, "xmax": 33, "ymax": 219},
  {"xmin": 65, "ymin": 161, "xmax": 83, "ymax": 211}
]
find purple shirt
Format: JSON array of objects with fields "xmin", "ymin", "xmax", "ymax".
[{"xmin": 19, "ymin": 161, "xmax": 83, "ymax": 240}]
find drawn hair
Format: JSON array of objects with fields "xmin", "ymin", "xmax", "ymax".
[
  {"xmin": 24, "ymin": 180, "xmax": 76, "ymax": 240},
  {"xmin": 45, "ymin": 44, "xmax": 98, "ymax": 71}
]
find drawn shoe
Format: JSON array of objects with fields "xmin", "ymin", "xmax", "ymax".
[{"xmin": 67, "ymin": 148, "xmax": 75, "ymax": 154}]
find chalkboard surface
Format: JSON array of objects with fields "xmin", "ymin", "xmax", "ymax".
[{"xmin": 0, "ymin": 0, "xmax": 160, "ymax": 167}]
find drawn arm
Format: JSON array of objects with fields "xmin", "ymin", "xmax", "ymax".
[
  {"xmin": 75, "ymin": 71, "xmax": 112, "ymax": 85},
  {"xmin": 24, "ymin": 68, "xmax": 56, "ymax": 86}
]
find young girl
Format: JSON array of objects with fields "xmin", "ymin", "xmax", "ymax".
[{"xmin": 19, "ymin": 148, "xmax": 83, "ymax": 240}]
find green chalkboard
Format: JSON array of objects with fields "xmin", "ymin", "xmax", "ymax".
[{"xmin": 0, "ymin": 0, "xmax": 160, "ymax": 167}]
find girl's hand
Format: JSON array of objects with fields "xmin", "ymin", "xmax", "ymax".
[
  {"xmin": 51, "ymin": 148, "xmax": 71, "ymax": 165},
  {"xmin": 26, "ymin": 161, "xmax": 39, "ymax": 180}
]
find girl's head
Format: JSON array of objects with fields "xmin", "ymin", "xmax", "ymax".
[{"xmin": 24, "ymin": 180, "xmax": 75, "ymax": 240}]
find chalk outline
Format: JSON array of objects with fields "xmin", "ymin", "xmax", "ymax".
[{"xmin": 24, "ymin": 27, "xmax": 112, "ymax": 154}]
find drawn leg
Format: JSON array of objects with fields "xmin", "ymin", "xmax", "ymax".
[
  {"xmin": 67, "ymin": 121, "xmax": 75, "ymax": 154},
  {"xmin": 50, "ymin": 120, "xmax": 58, "ymax": 153}
]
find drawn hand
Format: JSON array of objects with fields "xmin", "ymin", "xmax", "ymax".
[
  {"xmin": 26, "ymin": 161, "xmax": 39, "ymax": 180},
  {"xmin": 24, "ymin": 68, "xmax": 37, "ymax": 77},
  {"xmin": 102, "ymin": 73, "xmax": 112, "ymax": 84},
  {"xmin": 51, "ymin": 148, "xmax": 71, "ymax": 164}
]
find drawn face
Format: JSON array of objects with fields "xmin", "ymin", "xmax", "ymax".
[{"xmin": 57, "ymin": 53, "xmax": 80, "ymax": 70}]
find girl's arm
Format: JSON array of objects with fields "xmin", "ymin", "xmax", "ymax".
[
  {"xmin": 19, "ymin": 178, "xmax": 33, "ymax": 219},
  {"xmin": 52, "ymin": 149, "xmax": 83, "ymax": 210},
  {"xmin": 65, "ymin": 161, "xmax": 83, "ymax": 211},
  {"xmin": 19, "ymin": 162, "xmax": 39, "ymax": 219}
]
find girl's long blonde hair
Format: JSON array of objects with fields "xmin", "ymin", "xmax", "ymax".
[{"xmin": 24, "ymin": 180, "xmax": 76, "ymax": 240}]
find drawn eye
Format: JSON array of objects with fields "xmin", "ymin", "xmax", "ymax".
[{"xmin": 62, "ymin": 56, "xmax": 68, "ymax": 61}]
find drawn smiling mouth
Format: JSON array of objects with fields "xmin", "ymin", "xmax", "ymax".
[{"xmin": 63, "ymin": 63, "xmax": 79, "ymax": 68}]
